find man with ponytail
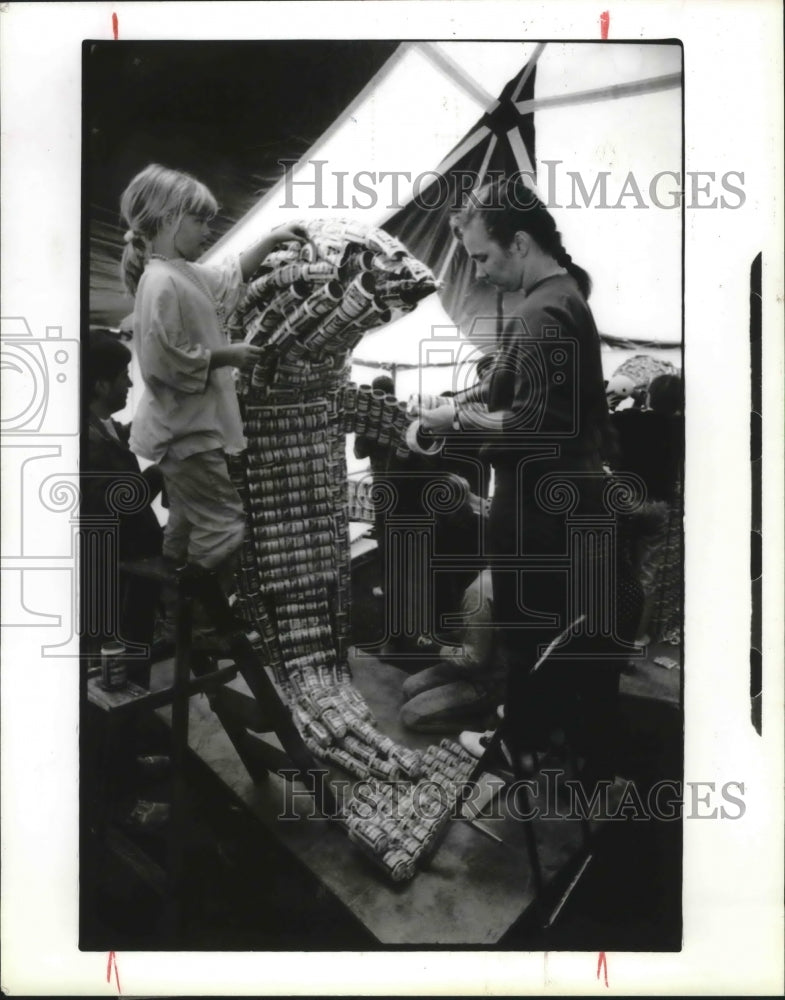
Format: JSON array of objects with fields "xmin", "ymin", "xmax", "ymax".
[
  {"xmin": 413, "ymin": 176, "xmax": 636, "ymax": 790},
  {"xmin": 119, "ymin": 163, "xmax": 302, "ymax": 594}
]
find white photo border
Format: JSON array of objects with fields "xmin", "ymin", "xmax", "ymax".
[{"xmin": 1, "ymin": 1, "xmax": 783, "ymax": 995}]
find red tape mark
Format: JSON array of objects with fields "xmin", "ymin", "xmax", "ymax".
[
  {"xmin": 112, "ymin": 12, "xmax": 119, "ymax": 40},
  {"xmin": 600, "ymin": 11, "xmax": 610, "ymax": 39},
  {"xmin": 106, "ymin": 951, "xmax": 122, "ymax": 993},
  {"xmin": 597, "ymin": 950, "xmax": 609, "ymax": 987}
]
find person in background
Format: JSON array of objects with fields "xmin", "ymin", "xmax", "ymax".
[
  {"xmin": 611, "ymin": 372, "xmax": 683, "ymax": 643},
  {"xmin": 429, "ymin": 473, "xmax": 486, "ymax": 647},
  {"xmin": 436, "ymin": 389, "xmax": 493, "ymax": 500},
  {"xmin": 354, "ymin": 373, "xmax": 398, "ymax": 598},
  {"xmin": 611, "ymin": 373, "xmax": 683, "ymax": 501},
  {"xmin": 400, "ymin": 568, "xmax": 504, "ymax": 733},
  {"xmin": 82, "ymin": 331, "xmax": 174, "ymax": 831},
  {"xmin": 82, "ymin": 330, "xmax": 165, "ymax": 687},
  {"xmin": 605, "ymin": 373, "xmax": 644, "ymax": 411},
  {"xmin": 354, "ymin": 378, "xmax": 481, "ymax": 655},
  {"xmin": 119, "ymin": 163, "xmax": 303, "ymax": 603}
]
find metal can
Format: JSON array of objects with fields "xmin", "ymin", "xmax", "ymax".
[
  {"xmin": 373, "ymin": 734, "xmax": 396, "ymax": 758},
  {"xmin": 380, "ymin": 848, "xmax": 415, "ymax": 882},
  {"xmin": 350, "ymin": 718, "xmax": 376, "ymax": 743},
  {"xmin": 369, "ymin": 757, "xmax": 400, "ymax": 781},
  {"xmin": 392, "ymin": 751, "xmax": 424, "ymax": 781},
  {"xmin": 296, "ymin": 692, "xmax": 320, "ymax": 718},
  {"xmin": 329, "ymin": 748, "xmax": 370, "ymax": 780},
  {"xmin": 347, "ymin": 817, "xmax": 389, "ymax": 856},
  {"xmin": 340, "ymin": 250, "xmax": 374, "ymax": 278},
  {"xmin": 373, "ymin": 817, "xmax": 401, "ymax": 844},
  {"xmin": 366, "ymin": 388, "xmax": 387, "ymax": 437},
  {"xmin": 244, "ymin": 628, "xmax": 264, "ymax": 651},
  {"xmin": 293, "ymin": 705, "xmax": 311, "ymax": 730},
  {"xmin": 405, "ymin": 822, "xmax": 431, "ymax": 845},
  {"xmin": 320, "ymin": 707, "xmax": 347, "ymax": 740},
  {"xmin": 439, "ymin": 738, "xmax": 475, "ymax": 765},
  {"xmin": 395, "ymin": 834, "xmax": 421, "ymax": 858},
  {"xmin": 368, "ymin": 230, "xmax": 407, "ymax": 258},
  {"xmin": 355, "ymin": 383, "xmax": 372, "ymax": 425},
  {"xmin": 100, "ymin": 641, "xmax": 127, "ymax": 691},
  {"xmin": 342, "ymin": 735, "xmax": 376, "ymax": 767},
  {"xmin": 306, "ymin": 719, "xmax": 332, "ymax": 748},
  {"xmin": 302, "ymin": 735, "xmax": 323, "ymax": 756}
]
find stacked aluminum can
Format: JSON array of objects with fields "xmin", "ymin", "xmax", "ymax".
[
  {"xmin": 341, "ymin": 383, "xmax": 414, "ymax": 459},
  {"xmin": 334, "ymin": 738, "xmax": 478, "ymax": 881},
  {"xmin": 229, "ymin": 222, "xmax": 474, "ymax": 882}
]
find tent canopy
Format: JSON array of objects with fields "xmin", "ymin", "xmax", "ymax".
[
  {"xmin": 89, "ymin": 40, "xmax": 682, "ymax": 423},
  {"xmin": 87, "ymin": 40, "xmax": 399, "ymax": 328},
  {"xmin": 203, "ymin": 40, "xmax": 682, "ymax": 352}
]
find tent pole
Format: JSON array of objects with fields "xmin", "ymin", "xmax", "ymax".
[
  {"xmin": 416, "ymin": 42, "xmax": 498, "ymax": 111},
  {"xmin": 510, "ymin": 42, "xmax": 547, "ymax": 102},
  {"xmin": 514, "ymin": 72, "xmax": 681, "ymax": 116}
]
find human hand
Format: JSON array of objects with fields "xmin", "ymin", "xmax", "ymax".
[
  {"xmin": 230, "ymin": 343, "xmax": 263, "ymax": 367},
  {"xmin": 407, "ymin": 393, "xmax": 454, "ymax": 417},
  {"xmin": 270, "ymin": 222, "xmax": 309, "ymax": 245},
  {"xmin": 418, "ymin": 404, "xmax": 456, "ymax": 435},
  {"xmin": 211, "ymin": 343, "xmax": 264, "ymax": 370},
  {"xmin": 469, "ymin": 493, "xmax": 490, "ymax": 518}
]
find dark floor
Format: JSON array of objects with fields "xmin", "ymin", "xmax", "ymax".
[
  {"xmin": 81, "ymin": 551, "xmax": 683, "ymax": 952},
  {"xmin": 82, "ymin": 741, "xmax": 377, "ymax": 951},
  {"xmin": 81, "ymin": 702, "xmax": 682, "ymax": 952}
]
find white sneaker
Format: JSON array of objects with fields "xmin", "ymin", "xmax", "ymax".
[
  {"xmin": 459, "ymin": 729, "xmax": 540, "ymax": 777},
  {"xmin": 459, "ymin": 729, "xmax": 494, "ymax": 758},
  {"xmin": 458, "ymin": 729, "xmax": 515, "ymax": 770}
]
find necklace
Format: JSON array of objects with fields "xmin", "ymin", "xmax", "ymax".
[{"xmin": 150, "ymin": 255, "xmax": 227, "ymax": 332}]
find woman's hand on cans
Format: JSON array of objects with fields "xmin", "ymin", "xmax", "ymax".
[
  {"xmin": 407, "ymin": 392, "xmax": 449, "ymax": 416},
  {"xmin": 419, "ymin": 404, "xmax": 456, "ymax": 435}
]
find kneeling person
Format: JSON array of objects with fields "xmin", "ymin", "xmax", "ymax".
[{"xmin": 400, "ymin": 569, "xmax": 503, "ymax": 733}]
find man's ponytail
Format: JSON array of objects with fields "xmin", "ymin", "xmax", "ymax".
[{"xmin": 552, "ymin": 241, "xmax": 592, "ymax": 299}]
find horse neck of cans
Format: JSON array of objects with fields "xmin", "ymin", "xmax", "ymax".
[{"xmin": 233, "ymin": 222, "xmax": 472, "ymax": 881}]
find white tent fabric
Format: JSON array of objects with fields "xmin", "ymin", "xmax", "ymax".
[
  {"xmin": 205, "ymin": 40, "xmax": 682, "ymax": 350},
  {"xmin": 119, "ymin": 42, "xmax": 682, "ymax": 433}
]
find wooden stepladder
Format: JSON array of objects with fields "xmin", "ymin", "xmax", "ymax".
[
  {"xmin": 169, "ymin": 560, "xmax": 337, "ymax": 816},
  {"xmin": 87, "ymin": 556, "xmax": 338, "ymax": 940}
]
